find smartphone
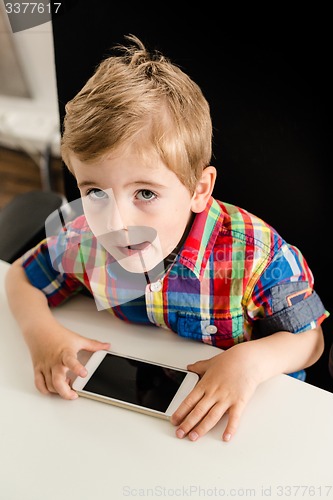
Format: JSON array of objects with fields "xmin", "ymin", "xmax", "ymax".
[{"xmin": 72, "ymin": 350, "xmax": 199, "ymax": 419}]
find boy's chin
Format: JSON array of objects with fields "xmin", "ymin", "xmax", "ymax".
[{"xmin": 116, "ymin": 253, "xmax": 165, "ymax": 275}]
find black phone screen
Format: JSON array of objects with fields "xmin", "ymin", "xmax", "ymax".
[{"xmin": 83, "ymin": 353, "xmax": 187, "ymax": 412}]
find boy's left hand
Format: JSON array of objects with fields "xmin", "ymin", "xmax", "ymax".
[{"xmin": 170, "ymin": 343, "xmax": 261, "ymax": 442}]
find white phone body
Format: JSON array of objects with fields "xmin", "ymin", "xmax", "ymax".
[{"xmin": 72, "ymin": 350, "xmax": 199, "ymax": 420}]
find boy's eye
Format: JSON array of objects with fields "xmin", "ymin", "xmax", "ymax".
[
  {"xmin": 136, "ymin": 189, "xmax": 156, "ymax": 202},
  {"xmin": 87, "ymin": 188, "xmax": 108, "ymax": 201}
]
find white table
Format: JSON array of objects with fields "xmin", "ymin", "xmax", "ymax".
[{"xmin": 1, "ymin": 259, "xmax": 333, "ymax": 500}]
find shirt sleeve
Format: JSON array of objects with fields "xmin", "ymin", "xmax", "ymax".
[
  {"xmin": 22, "ymin": 235, "xmax": 85, "ymax": 307},
  {"xmin": 247, "ymin": 242, "xmax": 329, "ymax": 337}
]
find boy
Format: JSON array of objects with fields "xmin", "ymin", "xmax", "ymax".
[{"xmin": 5, "ymin": 35, "xmax": 329, "ymax": 442}]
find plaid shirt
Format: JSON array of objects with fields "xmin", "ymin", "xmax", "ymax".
[{"xmin": 22, "ymin": 197, "xmax": 329, "ymax": 379}]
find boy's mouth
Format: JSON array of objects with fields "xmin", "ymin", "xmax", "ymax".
[
  {"xmin": 117, "ymin": 241, "xmax": 152, "ymax": 256},
  {"xmin": 128, "ymin": 241, "xmax": 151, "ymax": 251},
  {"xmin": 95, "ymin": 226, "xmax": 159, "ymax": 261}
]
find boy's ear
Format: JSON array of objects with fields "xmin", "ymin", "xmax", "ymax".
[{"xmin": 191, "ymin": 166, "xmax": 217, "ymax": 213}]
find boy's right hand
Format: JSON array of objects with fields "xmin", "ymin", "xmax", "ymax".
[{"xmin": 29, "ymin": 325, "xmax": 110, "ymax": 400}]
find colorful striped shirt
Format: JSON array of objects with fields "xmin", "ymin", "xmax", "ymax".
[{"xmin": 22, "ymin": 197, "xmax": 329, "ymax": 380}]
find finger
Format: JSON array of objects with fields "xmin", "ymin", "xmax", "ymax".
[
  {"xmin": 62, "ymin": 340, "xmax": 110, "ymax": 377},
  {"xmin": 34, "ymin": 370, "xmax": 50, "ymax": 395},
  {"xmin": 187, "ymin": 359, "xmax": 209, "ymax": 376},
  {"xmin": 62, "ymin": 350, "xmax": 88, "ymax": 377},
  {"xmin": 52, "ymin": 368, "xmax": 78, "ymax": 400},
  {"xmin": 173, "ymin": 396, "xmax": 222, "ymax": 440},
  {"xmin": 170, "ymin": 386, "xmax": 204, "ymax": 426},
  {"xmin": 83, "ymin": 339, "xmax": 111, "ymax": 353},
  {"xmin": 222, "ymin": 404, "xmax": 243, "ymax": 442},
  {"xmin": 186, "ymin": 402, "xmax": 228, "ymax": 441},
  {"xmin": 43, "ymin": 369, "xmax": 57, "ymax": 394}
]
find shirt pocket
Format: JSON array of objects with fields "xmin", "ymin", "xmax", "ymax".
[{"xmin": 176, "ymin": 313, "xmax": 244, "ymax": 348}]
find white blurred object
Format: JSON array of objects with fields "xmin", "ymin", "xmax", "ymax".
[
  {"xmin": 0, "ymin": 101, "xmax": 60, "ymax": 156},
  {"xmin": 0, "ymin": 100, "xmax": 61, "ymax": 190}
]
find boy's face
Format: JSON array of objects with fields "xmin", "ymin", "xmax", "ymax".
[{"xmin": 70, "ymin": 148, "xmax": 198, "ymax": 273}]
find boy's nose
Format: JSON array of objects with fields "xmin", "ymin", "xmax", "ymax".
[{"xmin": 105, "ymin": 197, "xmax": 128, "ymax": 232}]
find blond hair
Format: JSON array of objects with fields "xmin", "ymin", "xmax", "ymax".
[{"xmin": 61, "ymin": 34, "xmax": 212, "ymax": 193}]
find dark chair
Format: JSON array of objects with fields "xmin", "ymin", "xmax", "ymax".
[{"xmin": 0, "ymin": 190, "xmax": 66, "ymax": 263}]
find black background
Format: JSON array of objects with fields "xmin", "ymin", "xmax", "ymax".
[{"xmin": 51, "ymin": 2, "xmax": 332, "ymax": 391}]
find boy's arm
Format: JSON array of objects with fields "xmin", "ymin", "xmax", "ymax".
[
  {"xmin": 171, "ymin": 326, "xmax": 324, "ymax": 442},
  {"xmin": 5, "ymin": 259, "xmax": 110, "ymax": 399}
]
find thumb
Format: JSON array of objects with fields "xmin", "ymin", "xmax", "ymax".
[
  {"xmin": 82, "ymin": 338, "xmax": 111, "ymax": 353},
  {"xmin": 187, "ymin": 358, "xmax": 209, "ymax": 377}
]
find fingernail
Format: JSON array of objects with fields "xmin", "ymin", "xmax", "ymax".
[
  {"xmin": 189, "ymin": 431, "xmax": 199, "ymax": 441},
  {"xmin": 224, "ymin": 433, "xmax": 232, "ymax": 442},
  {"xmin": 176, "ymin": 428, "xmax": 185, "ymax": 439}
]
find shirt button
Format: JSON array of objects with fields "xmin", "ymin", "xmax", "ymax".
[
  {"xmin": 150, "ymin": 281, "xmax": 162, "ymax": 292},
  {"xmin": 205, "ymin": 324, "xmax": 217, "ymax": 334}
]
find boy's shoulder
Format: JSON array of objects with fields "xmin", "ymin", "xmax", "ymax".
[
  {"xmin": 49, "ymin": 214, "xmax": 97, "ymax": 256},
  {"xmin": 58, "ymin": 214, "xmax": 94, "ymax": 246},
  {"xmin": 216, "ymin": 199, "xmax": 273, "ymax": 228},
  {"xmin": 66, "ymin": 214, "xmax": 91, "ymax": 233},
  {"xmin": 211, "ymin": 197, "xmax": 284, "ymax": 253},
  {"xmin": 179, "ymin": 197, "xmax": 285, "ymax": 281}
]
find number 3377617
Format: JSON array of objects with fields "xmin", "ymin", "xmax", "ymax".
[{"xmin": 5, "ymin": 3, "xmax": 61, "ymax": 14}]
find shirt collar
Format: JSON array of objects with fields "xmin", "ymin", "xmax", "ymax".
[{"xmin": 177, "ymin": 196, "xmax": 223, "ymax": 280}]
